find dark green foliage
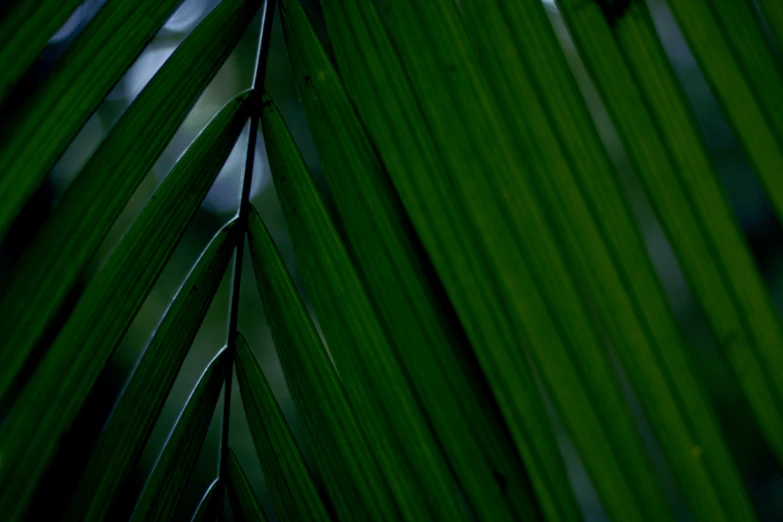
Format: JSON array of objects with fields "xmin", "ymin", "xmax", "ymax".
[
  {"xmin": 0, "ymin": 0, "xmax": 782, "ymax": 521},
  {"xmin": 129, "ymin": 350, "xmax": 229, "ymax": 522}
]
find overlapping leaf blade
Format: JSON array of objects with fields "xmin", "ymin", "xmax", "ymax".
[
  {"xmin": 455, "ymin": 0, "xmax": 757, "ymax": 520},
  {"xmin": 560, "ymin": 0, "xmax": 783, "ymax": 480},
  {"xmin": 246, "ymin": 207, "xmax": 399, "ymax": 521},
  {"xmin": 130, "ymin": 350, "xmax": 228, "ymax": 522},
  {"xmin": 0, "ymin": 0, "xmax": 261, "ymax": 402},
  {"xmin": 320, "ymin": 0, "xmax": 675, "ymax": 520},
  {"xmin": 65, "ymin": 222, "xmax": 235, "ymax": 522},
  {"xmin": 320, "ymin": 1, "xmax": 579, "ymax": 519},
  {"xmin": 364, "ymin": 2, "xmax": 674, "ymax": 519},
  {"xmin": 191, "ymin": 479, "xmax": 221, "ymax": 522},
  {"xmin": 279, "ymin": 3, "xmax": 541, "ymax": 520},
  {"xmin": 259, "ymin": 92, "xmax": 470, "ymax": 521},
  {"xmin": 0, "ymin": 0, "xmax": 187, "ymax": 235},
  {"xmin": 661, "ymin": 0, "xmax": 783, "ymax": 222},
  {"xmin": 226, "ymin": 449, "xmax": 269, "ymax": 522},
  {"xmin": 0, "ymin": 0, "xmax": 83, "ymax": 102},
  {"xmin": 708, "ymin": 0, "xmax": 783, "ymax": 142},
  {"xmin": 235, "ymin": 334, "xmax": 328, "ymax": 521},
  {"xmin": 0, "ymin": 92, "xmax": 252, "ymax": 521}
]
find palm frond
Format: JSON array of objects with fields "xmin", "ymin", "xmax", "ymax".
[
  {"xmin": 662, "ymin": 0, "xmax": 783, "ymax": 221},
  {"xmin": 261, "ymin": 90, "xmax": 471, "ymax": 521},
  {"xmin": 65, "ymin": 222, "xmax": 235, "ymax": 522},
  {"xmin": 0, "ymin": 0, "xmax": 189, "ymax": 234},
  {"xmin": 319, "ymin": 3, "xmax": 580, "ymax": 518},
  {"xmin": 280, "ymin": 2, "xmax": 542, "ymax": 519},
  {"xmin": 0, "ymin": 92, "xmax": 251, "ymax": 519},
  {"xmin": 0, "ymin": 0, "xmax": 782, "ymax": 520},
  {"xmin": 235, "ymin": 333, "xmax": 330, "ymax": 521},
  {"xmin": 559, "ymin": 0, "xmax": 783, "ymax": 473},
  {"xmin": 226, "ymin": 449, "xmax": 269, "ymax": 522},
  {"xmin": 0, "ymin": 0, "xmax": 260, "ymax": 401},
  {"xmin": 129, "ymin": 349, "xmax": 228, "ymax": 522},
  {"xmin": 246, "ymin": 205, "xmax": 399, "ymax": 521}
]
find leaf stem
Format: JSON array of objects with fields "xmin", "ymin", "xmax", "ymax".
[{"xmin": 219, "ymin": 0, "xmax": 277, "ymax": 510}]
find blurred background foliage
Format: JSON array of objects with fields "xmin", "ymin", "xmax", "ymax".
[{"xmin": 0, "ymin": 0, "xmax": 782, "ymax": 520}]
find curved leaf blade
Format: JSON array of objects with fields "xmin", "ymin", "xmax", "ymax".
[
  {"xmin": 234, "ymin": 333, "xmax": 329, "ymax": 522},
  {"xmin": 226, "ymin": 450, "xmax": 269, "ymax": 522},
  {"xmin": 0, "ymin": 0, "xmax": 83, "ymax": 102},
  {"xmin": 0, "ymin": 0, "xmax": 261, "ymax": 401},
  {"xmin": 65, "ymin": 223, "xmax": 235, "ymax": 522},
  {"xmin": 0, "ymin": 92, "xmax": 252, "ymax": 521},
  {"xmin": 0, "ymin": 0, "xmax": 185, "ymax": 235},
  {"xmin": 191, "ymin": 479, "xmax": 221, "ymax": 522},
  {"xmin": 260, "ymin": 92, "xmax": 470, "ymax": 522},
  {"xmin": 130, "ymin": 350, "xmax": 228, "ymax": 522},
  {"xmin": 279, "ymin": 2, "xmax": 541, "ymax": 520},
  {"xmin": 247, "ymin": 207, "xmax": 400, "ymax": 522}
]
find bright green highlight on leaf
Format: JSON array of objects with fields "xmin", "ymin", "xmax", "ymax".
[
  {"xmin": 246, "ymin": 205, "xmax": 399, "ymax": 522},
  {"xmin": 235, "ymin": 333, "xmax": 329, "ymax": 522},
  {"xmin": 130, "ymin": 349, "xmax": 228, "ymax": 522}
]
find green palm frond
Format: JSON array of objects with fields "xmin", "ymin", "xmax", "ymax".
[
  {"xmin": 226, "ymin": 450, "xmax": 269, "ymax": 522},
  {"xmin": 0, "ymin": 0, "xmax": 782, "ymax": 521},
  {"xmin": 130, "ymin": 349, "xmax": 229, "ymax": 522},
  {"xmin": 246, "ymin": 205, "xmax": 399, "ymax": 521}
]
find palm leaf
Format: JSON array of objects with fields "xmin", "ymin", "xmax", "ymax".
[
  {"xmin": 65, "ymin": 221, "xmax": 236, "ymax": 522},
  {"xmin": 0, "ymin": 0, "xmax": 260, "ymax": 402},
  {"xmin": 319, "ymin": 2, "xmax": 580, "ymax": 519},
  {"xmin": 560, "ymin": 0, "xmax": 783, "ymax": 475},
  {"xmin": 246, "ymin": 206, "xmax": 400, "ymax": 521},
  {"xmin": 0, "ymin": 0, "xmax": 82, "ymax": 101},
  {"xmin": 661, "ymin": 0, "xmax": 783, "ymax": 221},
  {"xmin": 226, "ymin": 449, "xmax": 269, "ymax": 522},
  {"xmin": 191, "ymin": 479, "xmax": 221, "ymax": 522},
  {"xmin": 260, "ymin": 91, "xmax": 471, "ymax": 521},
  {"xmin": 0, "ymin": 0, "xmax": 188, "ymax": 235},
  {"xmin": 0, "ymin": 0, "xmax": 781, "ymax": 520},
  {"xmin": 234, "ymin": 334, "xmax": 328, "ymax": 521},
  {"xmin": 130, "ymin": 349, "xmax": 228, "ymax": 522},
  {"xmin": 0, "ymin": 92, "xmax": 251, "ymax": 521},
  {"xmin": 708, "ymin": 0, "xmax": 783, "ymax": 141},
  {"xmin": 279, "ymin": 2, "xmax": 542, "ymax": 520},
  {"xmin": 360, "ymin": 1, "xmax": 677, "ymax": 519},
  {"xmin": 457, "ymin": 1, "xmax": 757, "ymax": 520}
]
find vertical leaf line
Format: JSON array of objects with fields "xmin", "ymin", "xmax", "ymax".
[{"xmin": 219, "ymin": 0, "xmax": 278, "ymax": 505}]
